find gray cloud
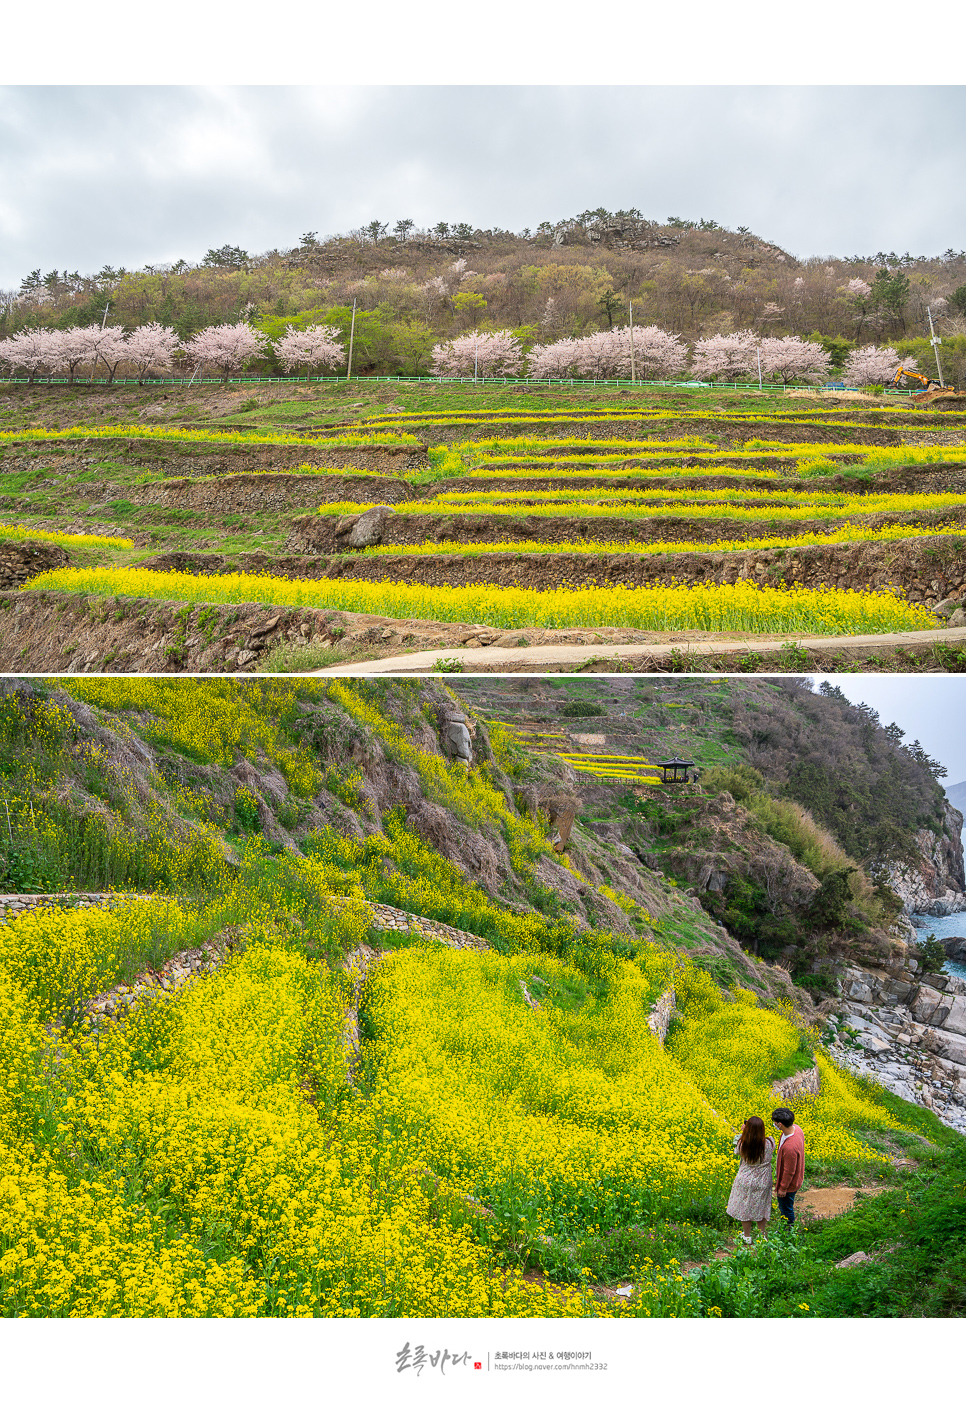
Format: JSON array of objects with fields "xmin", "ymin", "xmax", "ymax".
[{"xmin": 1, "ymin": 85, "xmax": 964, "ymax": 286}]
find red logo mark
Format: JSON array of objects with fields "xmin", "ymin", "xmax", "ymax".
[{"xmin": 474, "ymin": 1362, "xmax": 482, "ymax": 1370}]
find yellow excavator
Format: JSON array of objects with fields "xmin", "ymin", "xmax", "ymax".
[{"xmin": 891, "ymin": 366, "xmax": 942, "ymax": 391}]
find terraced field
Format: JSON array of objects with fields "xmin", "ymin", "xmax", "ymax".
[{"xmin": 2, "ymin": 383, "xmax": 966, "ymax": 672}]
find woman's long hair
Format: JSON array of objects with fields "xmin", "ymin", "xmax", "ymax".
[{"xmin": 738, "ymin": 1116, "xmax": 767, "ymax": 1165}]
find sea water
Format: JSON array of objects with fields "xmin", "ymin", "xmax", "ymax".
[{"xmin": 912, "ymin": 908, "xmax": 966, "ymax": 980}]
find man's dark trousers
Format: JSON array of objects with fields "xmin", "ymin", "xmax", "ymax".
[{"xmin": 777, "ymin": 1193, "xmax": 796, "ymax": 1226}]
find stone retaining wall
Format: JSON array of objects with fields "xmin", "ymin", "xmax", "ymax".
[
  {"xmin": 0, "ymin": 542, "xmax": 70, "ymax": 589},
  {"xmin": 647, "ymin": 987, "xmax": 676, "ymax": 1044},
  {"xmin": 287, "ymin": 504, "xmax": 966, "ymax": 556},
  {"xmin": 0, "ymin": 440, "xmax": 429, "ymax": 478},
  {"xmin": 133, "ymin": 471, "xmax": 414, "ymax": 514},
  {"xmin": 0, "ymin": 891, "xmax": 149, "ymax": 918},
  {"xmin": 770, "ymin": 1064, "xmax": 821, "ymax": 1100},
  {"xmin": 278, "ymin": 532, "xmax": 966, "ymax": 611}
]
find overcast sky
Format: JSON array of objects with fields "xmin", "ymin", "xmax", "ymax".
[
  {"xmin": 828, "ymin": 677, "xmax": 966, "ymax": 791},
  {"xmin": 1, "ymin": 86, "xmax": 964, "ymax": 289}
]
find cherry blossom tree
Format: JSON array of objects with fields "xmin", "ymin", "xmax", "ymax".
[
  {"xmin": 275, "ymin": 325, "xmax": 345, "ymax": 377},
  {"xmin": 843, "ymin": 344, "xmax": 917, "ymax": 387},
  {"xmin": 690, "ymin": 331, "xmax": 761, "ymax": 382},
  {"xmin": 53, "ymin": 326, "xmax": 105, "ymax": 383},
  {"xmin": 431, "ymin": 330, "xmax": 523, "ymax": 377},
  {"xmin": 124, "ymin": 323, "xmax": 182, "ymax": 383},
  {"xmin": 572, "ymin": 330, "xmax": 624, "ymax": 378},
  {"xmin": 846, "ymin": 278, "xmax": 872, "ymax": 299},
  {"xmin": 85, "ymin": 326, "xmax": 131, "ymax": 384},
  {"xmin": 614, "ymin": 325, "xmax": 689, "ymax": 380},
  {"xmin": 527, "ymin": 338, "xmax": 582, "ymax": 378},
  {"xmin": 757, "ymin": 336, "xmax": 832, "ymax": 385},
  {"xmin": 0, "ymin": 328, "xmax": 61, "ymax": 383},
  {"xmin": 187, "ymin": 322, "xmax": 269, "ymax": 381}
]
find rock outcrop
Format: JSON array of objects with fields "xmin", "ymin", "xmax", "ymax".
[
  {"xmin": 831, "ymin": 961, "xmax": 966, "ymax": 1132},
  {"xmin": 889, "ymin": 801, "xmax": 966, "ymax": 915}
]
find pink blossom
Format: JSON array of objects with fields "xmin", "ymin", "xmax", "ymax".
[
  {"xmin": 125, "ymin": 323, "xmax": 182, "ymax": 383},
  {"xmin": 85, "ymin": 326, "xmax": 130, "ymax": 384},
  {"xmin": 690, "ymin": 332, "xmax": 761, "ymax": 382},
  {"xmin": 431, "ymin": 330, "xmax": 524, "ymax": 377},
  {"xmin": 570, "ymin": 330, "xmax": 624, "ymax": 378},
  {"xmin": 846, "ymin": 278, "xmax": 872, "ymax": 299},
  {"xmin": 55, "ymin": 326, "xmax": 104, "ymax": 383},
  {"xmin": 757, "ymin": 336, "xmax": 832, "ymax": 385},
  {"xmin": 187, "ymin": 322, "xmax": 269, "ymax": 381},
  {"xmin": 527, "ymin": 338, "xmax": 582, "ymax": 378},
  {"xmin": 842, "ymin": 344, "xmax": 914, "ymax": 387},
  {"xmin": 275, "ymin": 325, "xmax": 346, "ymax": 375},
  {"xmin": 0, "ymin": 328, "xmax": 62, "ymax": 382},
  {"xmin": 614, "ymin": 326, "xmax": 689, "ymax": 380}
]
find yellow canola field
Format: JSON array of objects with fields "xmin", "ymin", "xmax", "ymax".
[
  {"xmin": 0, "ymin": 898, "xmax": 906, "ymax": 1319},
  {"xmin": 316, "ymin": 490, "xmax": 966, "ymax": 520},
  {"xmin": 0, "ymin": 523, "xmax": 133, "ymax": 549},
  {"xmin": 0, "ymin": 426, "xmax": 419, "ymax": 448},
  {"xmin": 22, "ymin": 568, "xmax": 939, "ymax": 637},
  {"xmin": 361, "ymin": 524, "xmax": 966, "ymax": 558}
]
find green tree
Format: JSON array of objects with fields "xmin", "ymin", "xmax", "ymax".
[
  {"xmin": 596, "ymin": 289, "xmax": 623, "ymax": 328},
  {"xmin": 870, "ymin": 268, "xmax": 910, "ymax": 328},
  {"xmin": 202, "ymin": 245, "xmax": 249, "ymax": 269},
  {"xmin": 452, "ymin": 291, "xmax": 487, "ymax": 327},
  {"xmin": 918, "ymin": 933, "xmax": 948, "ymax": 974}
]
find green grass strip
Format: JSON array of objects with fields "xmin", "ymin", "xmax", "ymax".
[{"xmin": 23, "ymin": 566, "xmax": 939, "ymax": 636}]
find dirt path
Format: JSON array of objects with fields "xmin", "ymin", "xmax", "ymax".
[
  {"xmin": 677, "ymin": 1182, "xmax": 891, "ymax": 1275},
  {"xmin": 315, "ymin": 624, "xmax": 966, "ymax": 675}
]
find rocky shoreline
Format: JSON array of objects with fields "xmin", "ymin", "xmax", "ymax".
[{"xmin": 827, "ymin": 959, "xmax": 966, "ymax": 1135}]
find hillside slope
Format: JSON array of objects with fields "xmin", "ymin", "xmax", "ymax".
[{"xmin": 0, "ymin": 674, "xmax": 962, "ymax": 1319}]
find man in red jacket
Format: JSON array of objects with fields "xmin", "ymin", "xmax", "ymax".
[{"xmin": 771, "ymin": 1107, "xmax": 805, "ymax": 1226}]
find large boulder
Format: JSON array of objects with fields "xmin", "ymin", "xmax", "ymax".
[
  {"xmin": 347, "ymin": 505, "xmax": 395, "ymax": 549},
  {"xmin": 542, "ymin": 795, "xmax": 580, "ymax": 853},
  {"xmin": 909, "ymin": 983, "xmax": 950, "ymax": 1026},
  {"xmin": 922, "ymin": 1025, "xmax": 966, "ymax": 1065},
  {"xmin": 943, "ymin": 995, "xmax": 966, "ymax": 1038},
  {"xmin": 437, "ymin": 705, "xmax": 474, "ymax": 763},
  {"xmin": 940, "ymin": 935, "xmax": 966, "ymax": 962}
]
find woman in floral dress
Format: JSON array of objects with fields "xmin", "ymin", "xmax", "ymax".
[{"xmin": 726, "ymin": 1115, "xmax": 775, "ymax": 1244}]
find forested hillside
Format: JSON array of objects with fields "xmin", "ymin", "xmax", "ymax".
[{"xmin": 3, "ymin": 209, "xmax": 965, "ymax": 382}]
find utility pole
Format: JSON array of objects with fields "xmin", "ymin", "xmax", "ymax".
[
  {"xmin": 474, "ymin": 334, "xmax": 479, "ymax": 386},
  {"xmin": 756, "ymin": 346, "xmax": 763, "ymax": 390},
  {"xmin": 346, "ymin": 298, "xmax": 357, "ymax": 382},
  {"xmin": 927, "ymin": 306, "xmax": 945, "ymax": 387},
  {"xmin": 89, "ymin": 303, "xmax": 111, "ymax": 383},
  {"xmin": 628, "ymin": 301, "xmax": 636, "ymax": 384}
]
